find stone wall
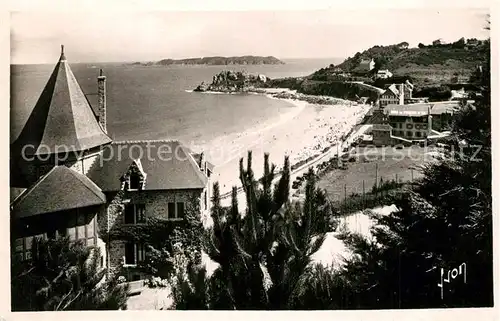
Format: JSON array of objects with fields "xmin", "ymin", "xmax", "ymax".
[{"xmin": 103, "ymin": 188, "xmax": 204, "ymax": 272}]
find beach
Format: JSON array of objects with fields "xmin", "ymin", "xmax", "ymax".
[{"xmin": 193, "ymin": 90, "xmax": 371, "ymax": 215}]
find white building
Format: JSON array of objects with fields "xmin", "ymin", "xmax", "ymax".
[{"xmin": 376, "ymin": 69, "xmax": 393, "ymax": 79}]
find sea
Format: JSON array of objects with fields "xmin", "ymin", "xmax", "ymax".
[{"xmin": 10, "ymin": 58, "xmax": 342, "ymax": 164}]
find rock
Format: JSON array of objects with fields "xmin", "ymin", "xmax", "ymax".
[
  {"xmin": 193, "ymin": 81, "xmax": 209, "ymax": 92},
  {"xmin": 193, "ymin": 70, "xmax": 270, "ymax": 93}
]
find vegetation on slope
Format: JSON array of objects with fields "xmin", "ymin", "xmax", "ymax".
[
  {"xmin": 135, "ymin": 56, "xmax": 285, "ymax": 66},
  {"xmin": 311, "ymin": 38, "xmax": 489, "ymax": 88}
]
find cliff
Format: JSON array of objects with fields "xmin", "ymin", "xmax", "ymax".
[{"xmin": 153, "ymin": 56, "xmax": 284, "ymax": 66}]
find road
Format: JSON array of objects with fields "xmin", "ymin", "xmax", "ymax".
[
  {"xmin": 219, "ymin": 123, "xmax": 373, "ymax": 208},
  {"xmin": 346, "ymin": 81, "xmax": 385, "ymax": 94}
]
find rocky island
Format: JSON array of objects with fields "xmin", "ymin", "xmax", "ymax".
[
  {"xmin": 194, "ymin": 70, "xmax": 271, "ymax": 93},
  {"xmin": 133, "ymin": 55, "xmax": 284, "ymax": 66},
  {"xmin": 193, "ymin": 70, "xmax": 357, "ymax": 106}
]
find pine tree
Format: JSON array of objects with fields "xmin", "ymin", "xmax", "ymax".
[
  {"xmin": 170, "ymin": 152, "xmax": 335, "ymax": 309},
  {"xmin": 11, "ymin": 236, "xmax": 129, "ymax": 311}
]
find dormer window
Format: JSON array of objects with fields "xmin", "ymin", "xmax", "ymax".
[
  {"xmin": 129, "ymin": 173, "xmax": 141, "ymax": 191},
  {"xmin": 121, "ymin": 159, "xmax": 147, "ymax": 191}
]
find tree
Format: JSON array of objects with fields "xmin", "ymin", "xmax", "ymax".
[
  {"xmin": 373, "ymin": 57, "xmax": 388, "ymax": 71},
  {"xmin": 331, "ymin": 39, "xmax": 492, "ymax": 308},
  {"xmin": 418, "ymin": 43, "xmax": 425, "ymax": 49},
  {"xmin": 170, "ymin": 153, "xmax": 335, "ymax": 309},
  {"xmin": 11, "ymin": 237, "xmax": 128, "ymax": 311},
  {"xmin": 452, "ymin": 37, "xmax": 466, "ymax": 49}
]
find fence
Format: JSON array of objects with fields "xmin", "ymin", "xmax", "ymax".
[{"xmin": 332, "ymin": 173, "xmax": 409, "ymax": 217}]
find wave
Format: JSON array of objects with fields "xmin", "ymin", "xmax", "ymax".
[{"xmin": 189, "ymin": 90, "xmax": 242, "ymax": 95}]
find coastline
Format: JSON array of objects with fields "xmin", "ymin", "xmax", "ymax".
[{"xmin": 193, "ymin": 88, "xmax": 371, "ymax": 198}]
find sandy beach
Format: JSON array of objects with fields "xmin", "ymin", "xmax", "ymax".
[{"xmin": 200, "ymin": 90, "xmax": 371, "ymax": 195}]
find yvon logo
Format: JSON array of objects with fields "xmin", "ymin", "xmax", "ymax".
[{"xmin": 437, "ymin": 262, "xmax": 467, "ymax": 299}]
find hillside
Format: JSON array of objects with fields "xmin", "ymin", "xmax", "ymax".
[
  {"xmin": 312, "ymin": 38, "xmax": 489, "ymax": 88},
  {"xmin": 150, "ymin": 55, "xmax": 284, "ymax": 66}
]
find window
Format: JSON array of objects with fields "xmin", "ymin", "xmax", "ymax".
[
  {"xmin": 124, "ymin": 242, "xmax": 146, "ymax": 266},
  {"xmin": 14, "ymin": 236, "xmax": 34, "ymax": 261},
  {"xmin": 204, "ymin": 191, "xmax": 208, "ymax": 210},
  {"xmin": 177, "ymin": 202, "xmax": 185, "ymax": 218},
  {"xmin": 416, "ymin": 132, "xmax": 422, "ymax": 138},
  {"xmin": 124, "ymin": 204, "xmax": 146, "ymax": 224},
  {"xmin": 67, "ymin": 210, "xmax": 97, "ymax": 246},
  {"xmin": 407, "ymin": 131, "xmax": 413, "ymax": 137},
  {"xmin": 129, "ymin": 173, "xmax": 141, "ymax": 190},
  {"xmin": 125, "ymin": 243, "xmax": 135, "ymax": 265},
  {"xmin": 168, "ymin": 202, "xmax": 185, "ymax": 219}
]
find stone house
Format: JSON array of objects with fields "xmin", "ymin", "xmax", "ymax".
[
  {"xmin": 379, "ymin": 81, "xmax": 414, "ymax": 107},
  {"xmin": 379, "ymin": 84, "xmax": 400, "ymax": 107},
  {"xmin": 86, "ymin": 140, "xmax": 213, "ymax": 280},
  {"xmin": 358, "ymin": 58, "xmax": 375, "ymax": 72},
  {"xmin": 10, "ymin": 46, "xmax": 213, "ymax": 280}
]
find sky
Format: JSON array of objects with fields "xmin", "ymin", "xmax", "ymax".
[{"xmin": 10, "ymin": 8, "xmax": 490, "ymax": 64}]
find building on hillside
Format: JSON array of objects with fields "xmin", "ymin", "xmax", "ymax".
[
  {"xmin": 376, "ymin": 69, "xmax": 393, "ymax": 79},
  {"xmin": 398, "ymin": 42, "xmax": 409, "ymax": 50},
  {"xmin": 358, "ymin": 58, "xmax": 375, "ymax": 72},
  {"xmin": 384, "ymin": 101, "xmax": 458, "ymax": 140},
  {"xmin": 465, "ymin": 38, "xmax": 481, "ymax": 49},
  {"xmin": 10, "ymin": 46, "xmax": 213, "ymax": 282},
  {"xmin": 432, "ymin": 39, "xmax": 444, "ymax": 46},
  {"xmin": 379, "ymin": 84, "xmax": 400, "ymax": 106},
  {"xmin": 379, "ymin": 80, "xmax": 414, "ymax": 107},
  {"xmin": 450, "ymin": 87, "xmax": 467, "ymax": 100}
]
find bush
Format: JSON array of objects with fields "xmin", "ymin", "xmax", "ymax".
[{"xmin": 146, "ymin": 276, "xmax": 169, "ymax": 288}]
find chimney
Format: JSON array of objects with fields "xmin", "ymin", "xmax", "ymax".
[
  {"xmin": 60, "ymin": 44, "xmax": 66, "ymax": 61},
  {"xmin": 427, "ymin": 105, "xmax": 433, "ymax": 133},
  {"xmin": 199, "ymin": 152, "xmax": 205, "ymax": 172},
  {"xmin": 97, "ymin": 69, "xmax": 107, "ymax": 133},
  {"xmin": 399, "ymin": 84, "xmax": 405, "ymax": 105}
]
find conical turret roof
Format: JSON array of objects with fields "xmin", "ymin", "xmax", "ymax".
[{"xmin": 11, "ymin": 45, "xmax": 112, "ymax": 157}]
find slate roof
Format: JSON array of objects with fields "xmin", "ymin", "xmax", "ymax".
[
  {"xmin": 11, "ymin": 166, "xmax": 106, "ymax": 218},
  {"xmin": 384, "ymin": 84, "xmax": 400, "ymax": 97},
  {"xmin": 11, "ymin": 46, "xmax": 111, "ymax": 157},
  {"xmin": 372, "ymin": 124, "xmax": 392, "ymax": 131},
  {"xmin": 86, "ymin": 140, "xmax": 210, "ymax": 191},
  {"xmin": 385, "ymin": 101, "xmax": 459, "ymax": 117}
]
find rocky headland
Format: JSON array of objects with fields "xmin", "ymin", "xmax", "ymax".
[
  {"xmin": 194, "ymin": 70, "xmax": 271, "ymax": 93},
  {"xmin": 193, "ymin": 70, "xmax": 360, "ymax": 106}
]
